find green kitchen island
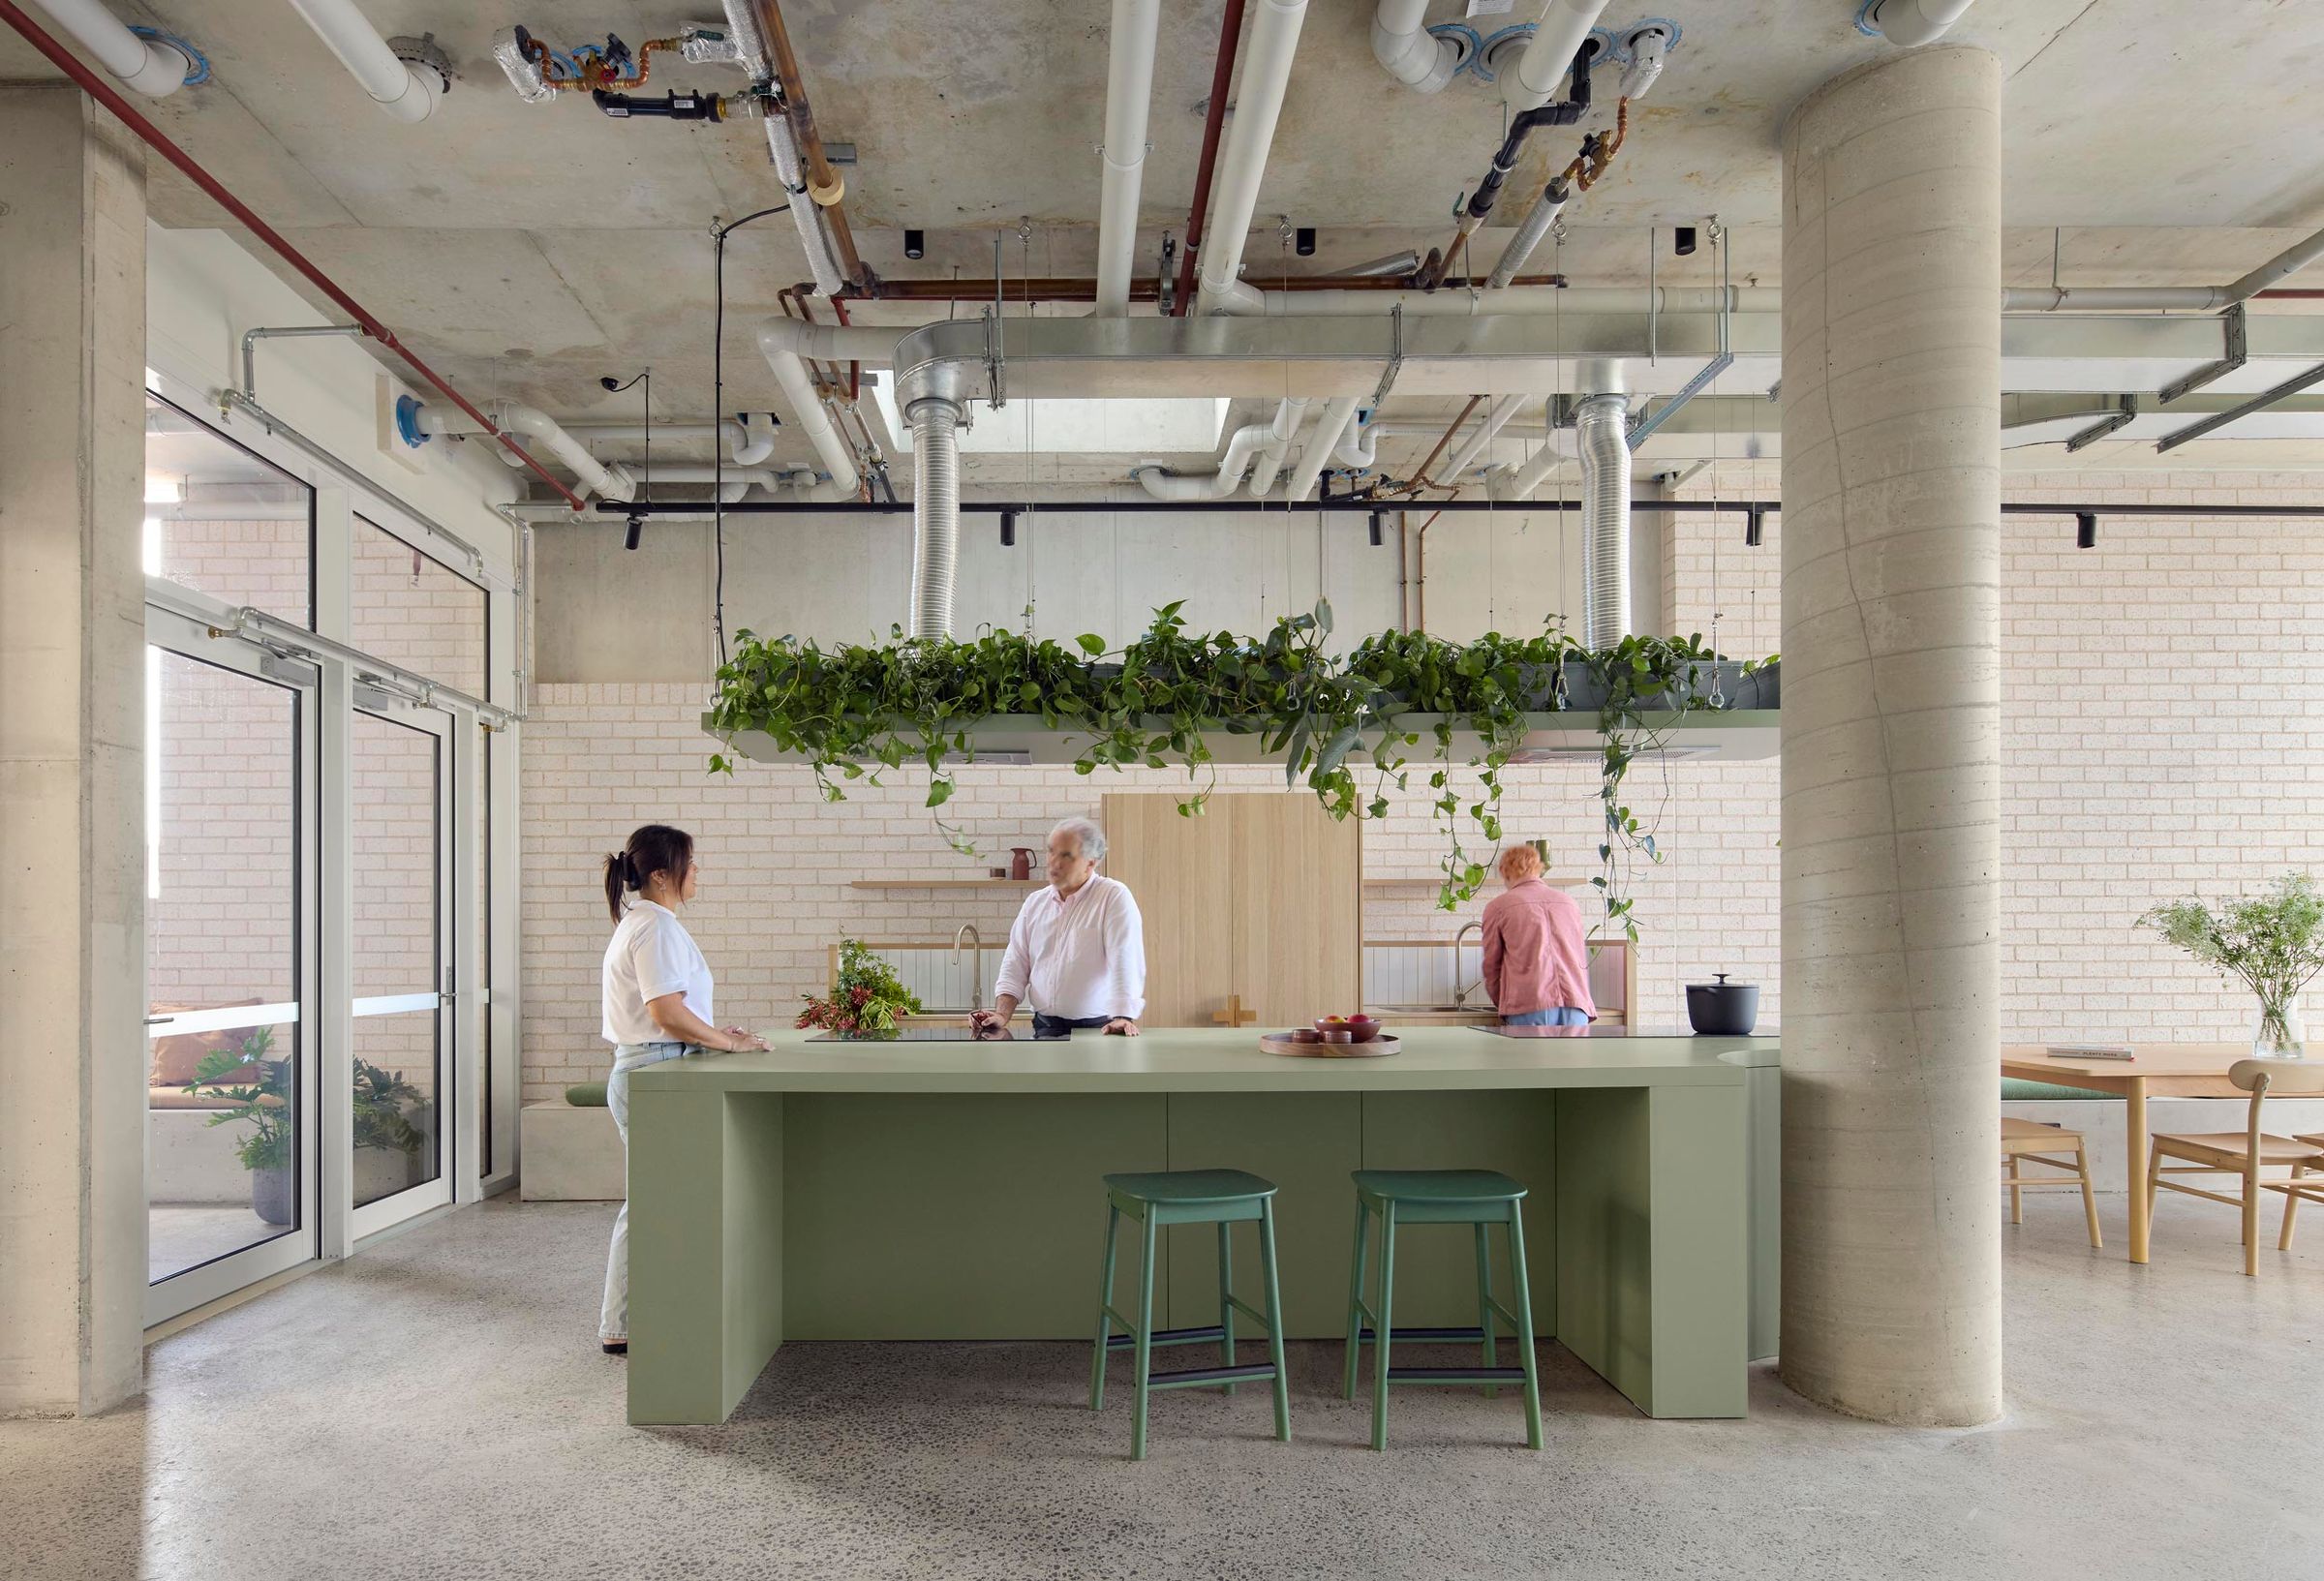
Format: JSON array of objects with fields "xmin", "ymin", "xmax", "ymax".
[{"xmin": 623, "ymin": 1025, "xmax": 1777, "ymax": 1427}]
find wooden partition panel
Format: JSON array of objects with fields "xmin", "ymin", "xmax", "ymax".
[
  {"xmin": 1102, "ymin": 793, "xmax": 1236, "ymax": 1026},
  {"xmin": 1229, "ymin": 794, "xmax": 1363, "ymax": 1027}
]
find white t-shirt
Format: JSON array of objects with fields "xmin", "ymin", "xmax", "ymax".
[{"xmin": 601, "ymin": 898, "xmax": 715, "ymax": 1047}]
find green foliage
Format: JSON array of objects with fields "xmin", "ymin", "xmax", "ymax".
[
  {"xmin": 710, "ymin": 605, "xmax": 1772, "ymax": 935},
  {"xmin": 797, "ymin": 938, "xmax": 927, "ymax": 1035},
  {"xmin": 2140, "ymin": 873, "xmax": 2324, "ymax": 1033},
  {"xmin": 184, "ymin": 1026, "xmax": 429, "ymax": 1171}
]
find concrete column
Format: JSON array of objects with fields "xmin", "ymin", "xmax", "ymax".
[
  {"xmin": 1777, "ymin": 46, "xmax": 2003, "ymax": 1427},
  {"xmin": 0, "ymin": 86, "xmax": 150, "ymax": 1416}
]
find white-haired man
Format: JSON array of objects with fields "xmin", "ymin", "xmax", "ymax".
[{"xmin": 973, "ymin": 816, "xmax": 1147, "ymax": 1038}]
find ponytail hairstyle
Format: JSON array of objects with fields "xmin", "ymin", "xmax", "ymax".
[{"xmin": 604, "ymin": 824, "xmax": 695, "ymax": 924}]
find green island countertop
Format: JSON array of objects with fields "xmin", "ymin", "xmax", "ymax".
[{"xmin": 627, "ymin": 1023, "xmax": 1779, "ymax": 1094}]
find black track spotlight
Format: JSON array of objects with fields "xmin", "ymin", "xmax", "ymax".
[
  {"xmin": 903, "ymin": 228, "xmax": 926, "ymax": 260},
  {"xmin": 999, "ymin": 508, "xmax": 1018, "ymax": 548},
  {"xmin": 2075, "ymin": 510, "xmax": 2097, "ymax": 549},
  {"xmin": 1368, "ymin": 509, "xmax": 1385, "ymax": 547},
  {"xmin": 624, "ymin": 514, "xmax": 644, "ymax": 551},
  {"xmin": 1743, "ymin": 504, "xmax": 1763, "ymax": 547},
  {"xmin": 1674, "ymin": 226, "xmax": 1697, "ymax": 258},
  {"xmin": 1296, "ymin": 226, "xmax": 1316, "ymax": 258}
]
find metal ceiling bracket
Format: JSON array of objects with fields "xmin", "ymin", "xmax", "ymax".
[
  {"xmin": 2064, "ymin": 393, "xmax": 2136, "ymax": 452},
  {"xmin": 2158, "ymin": 302, "xmax": 2247, "ymax": 405},
  {"xmin": 1365, "ymin": 304, "xmax": 1406, "ymax": 412},
  {"xmin": 2156, "ymin": 356, "xmax": 2324, "ymax": 453},
  {"xmin": 1626, "ymin": 350, "xmax": 1732, "ymax": 446}
]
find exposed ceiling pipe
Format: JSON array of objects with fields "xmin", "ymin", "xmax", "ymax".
[
  {"xmin": 1575, "ymin": 362, "xmax": 1630, "ymax": 645},
  {"xmin": 1283, "ymin": 395, "xmax": 1361, "ymax": 502},
  {"xmin": 415, "ymin": 403, "xmax": 635, "ymax": 501},
  {"xmin": 1439, "ymin": 392, "xmax": 1531, "ymax": 483},
  {"xmin": 2001, "ymin": 223, "xmax": 2324, "ymax": 314},
  {"xmin": 1487, "ymin": 425, "xmax": 1575, "ymax": 498},
  {"xmin": 1172, "ymin": 0, "xmax": 1247, "ymax": 318},
  {"xmin": 1096, "ymin": 0, "xmax": 1163, "ymax": 318},
  {"xmin": 757, "ymin": 319, "xmax": 882, "ymax": 499},
  {"xmin": 1332, "ymin": 406, "xmax": 1378, "ymax": 470},
  {"xmin": 1341, "ymin": 250, "xmax": 1423, "ymax": 280},
  {"xmin": 1861, "ymin": 0, "xmax": 1976, "ymax": 47},
  {"xmin": 1617, "ymin": 21, "xmax": 1671, "ymax": 99},
  {"xmin": 25, "ymin": 0, "xmax": 199, "ymax": 95},
  {"xmin": 851, "ymin": 270, "xmax": 1560, "ymax": 303},
  {"xmin": 1248, "ymin": 397, "xmax": 1311, "ymax": 495},
  {"xmin": 1214, "ymin": 281, "xmax": 1763, "ymax": 316},
  {"xmin": 562, "ymin": 416, "xmax": 780, "ymax": 464},
  {"xmin": 905, "ymin": 395, "xmax": 963, "ymax": 638},
  {"xmin": 1502, "ymin": 0, "xmax": 1611, "ymax": 110},
  {"xmin": 1485, "ymin": 176, "xmax": 1571, "ymax": 290},
  {"xmin": 767, "ymin": 113, "xmax": 846, "ymax": 298},
  {"xmin": 1195, "ymin": 0, "xmax": 1311, "ymax": 318},
  {"xmin": 285, "ymin": 0, "xmax": 446, "ymax": 123},
  {"xmin": 0, "ymin": 0, "xmax": 584, "ymax": 508},
  {"xmin": 1372, "ymin": 0, "xmax": 1461, "ymax": 93},
  {"xmin": 750, "ymin": 0, "xmax": 867, "ymax": 288},
  {"xmin": 1133, "ymin": 420, "xmax": 1274, "ymax": 500}
]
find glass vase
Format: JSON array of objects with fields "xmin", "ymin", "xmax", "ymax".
[{"xmin": 2252, "ymin": 996, "xmax": 2307, "ymax": 1060}]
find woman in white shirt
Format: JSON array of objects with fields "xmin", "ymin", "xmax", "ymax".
[{"xmin": 596, "ymin": 824, "xmax": 765, "ymax": 1354}]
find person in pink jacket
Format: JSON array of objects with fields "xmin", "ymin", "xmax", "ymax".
[{"xmin": 1479, "ymin": 845, "xmax": 1598, "ymax": 1027}]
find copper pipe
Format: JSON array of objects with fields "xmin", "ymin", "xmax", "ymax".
[
  {"xmin": 838, "ymin": 272, "xmax": 1564, "ymax": 303},
  {"xmin": 1175, "ymin": 0, "xmax": 1249, "ymax": 317},
  {"xmin": 1388, "ymin": 396, "xmax": 1482, "ymax": 500},
  {"xmin": 753, "ymin": 0, "xmax": 866, "ymax": 288},
  {"xmin": 1414, "ymin": 505, "xmax": 1450, "ymax": 633}
]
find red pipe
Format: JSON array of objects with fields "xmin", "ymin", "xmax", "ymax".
[
  {"xmin": 0, "ymin": 0, "xmax": 587, "ymax": 510},
  {"xmin": 1173, "ymin": 0, "xmax": 1248, "ymax": 318}
]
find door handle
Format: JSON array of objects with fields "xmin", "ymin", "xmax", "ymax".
[{"xmin": 1211, "ymin": 993, "xmax": 1258, "ymax": 1027}]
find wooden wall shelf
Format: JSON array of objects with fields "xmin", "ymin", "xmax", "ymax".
[
  {"xmin": 849, "ymin": 879, "xmax": 1036, "ymax": 891},
  {"xmin": 1362, "ymin": 876, "xmax": 1592, "ymax": 889}
]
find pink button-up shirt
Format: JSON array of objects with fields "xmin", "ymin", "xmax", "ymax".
[
  {"xmin": 994, "ymin": 873, "xmax": 1147, "ymax": 1020},
  {"xmin": 1480, "ymin": 878, "xmax": 1597, "ymax": 1019}
]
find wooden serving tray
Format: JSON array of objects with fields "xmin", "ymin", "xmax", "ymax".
[{"xmin": 1260, "ymin": 1032, "xmax": 1401, "ymax": 1059}]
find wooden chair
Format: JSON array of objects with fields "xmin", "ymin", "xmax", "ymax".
[
  {"xmin": 2146, "ymin": 1060, "xmax": 2324, "ymax": 1276},
  {"xmin": 2002, "ymin": 1116, "xmax": 2101, "ymax": 1248}
]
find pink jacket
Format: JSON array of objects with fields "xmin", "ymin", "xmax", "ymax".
[{"xmin": 1480, "ymin": 878, "xmax": 1597, "ymax": 1019}]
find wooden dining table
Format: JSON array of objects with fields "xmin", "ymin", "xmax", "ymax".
[{"xmin": 2002, "ymin": 1043, "xmax": 2259, "ymax": 1264}]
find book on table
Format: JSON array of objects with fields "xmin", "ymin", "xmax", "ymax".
[{"xmin": 2044, "ymin": 1044, "xmax": 2134, "ymax": 1061}]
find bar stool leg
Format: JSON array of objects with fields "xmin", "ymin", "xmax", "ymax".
[
  {"xmin": 1341, "ymin": 1198, "xmax": 1369, "ymax": 1401},
  {"xmin": 1506, "ymin": 1204, "xmax": 1544, "ymax": 1450},
  {"xmin": 1132, "ymin": 1211, "xmax": 1158, "ymax": 1459},
  {"xmin": 1474, "ymin": 1221, "xmax": 1500, "ymax": 1399},
  {"xmin": 2009, "ymin": 1152, "xmax": 2023, "ymax": 1225},
  {"xmin": 1259, "ymin": 1198, "xmax": 1291, "ymax": 1444},
  {"xmin": 1369, "ymin": 1201, "xmax": 1397, "ymax": 1451},
  {"xmin": 1217, "ymin": 1220, "xmax": 1238, "ymax": 1395},
  {"xmin": 1089, "ymin": 1202, "xmax": 1120, "ymax": 1412}
]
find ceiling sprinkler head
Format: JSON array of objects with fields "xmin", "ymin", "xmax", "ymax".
[{"xmin": 490, "ymin": 27, "xmax": 553, "ymax": 104}]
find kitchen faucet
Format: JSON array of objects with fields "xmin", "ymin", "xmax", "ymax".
[
  {"xmin": 1451, "ymin": 921, "xmax": 1483, "ymax": 1008},
  {"xmin": 953, "ymin": 923, "xmax": 984, "ymax": 1012}
]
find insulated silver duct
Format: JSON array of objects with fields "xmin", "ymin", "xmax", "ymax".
[
  {"xmin": 1575, "ymin": 380, "xmax": 1632, "ymax": 647},
  {"xmin": 907, "ymin": 397, "xmax": 963, "ymax": 639}
]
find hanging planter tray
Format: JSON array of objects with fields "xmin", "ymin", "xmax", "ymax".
[{"xmin": 1259, "ymin": 1031, "xmax": 1402, "ymax": 1058}]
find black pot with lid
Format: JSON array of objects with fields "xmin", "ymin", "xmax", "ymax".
[{"xmin": 1685, "ymin": 973, "xmax": 1760, "ymax": 1035}]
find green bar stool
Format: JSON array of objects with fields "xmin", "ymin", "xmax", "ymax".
[
  {"xmin": 1090, "ymin": 1169, "xmax": 1291, "ymax": 1461},
  {"xmin": 1342, "ymin": 1168, "xmax": 1543, "ymax": 1451}
]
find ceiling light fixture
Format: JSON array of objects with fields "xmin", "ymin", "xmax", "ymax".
[
  {"xmin": 1000, "ymin": 508, "xmax": 1018, "ymax": 547},
  {"xmin": 904, "ymin": 228, "xmax": 925, "ymax": 260},
  {"xmin": 1743, "ymin": 504, "xmax": 1763, "ymax": 547},
  {"xmin": 2075, "ymin": 510, "xmax": 2097, "ymax": 549},
  {"xmin": 1296, "ymin": 226, "xmax": 1316, "ymax": 257}
]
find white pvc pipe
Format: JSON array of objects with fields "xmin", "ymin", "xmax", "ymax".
[
  {"xmin": 1133, "ymin": 421, "xmax": 1274, "ymax": 500},
  {"xmin": 767, "ymin": 115, "xmax": 847, "ymax": 297},
  {"xmin": 1372, "ymin": 0, "xmax": 1460, "ymax": 93},
  {"xmin": 1096, "ymin": 0, "xmax": 1163, "ymax": 317},
  {"xmin": 1864, "ymin": 0, "xmax": 1976, "ymax": 47},
  {"xmin": 1502, "ymin": 0, "xmax": 1611, "ymax": 110},
  {"xmin": 756, "ymin": 320, "xmax": 868, "ymax": 498},
  {"xmin": 286, "ymin": 0, "xmax": 442, "ymax": 123},
  {"xmin": 1214, "ymin": 280, "xmax": 1769, "ymax": 317},
  {"xmin": 1440, "ymin": 393, "xmax": 1530, "ymax": 482},
  {"xmin": 415, "ymin": 403, "xmax": 633, "ymax": 500},
  {"xmin": 1487, "ymin": 427, "xmax": 1573, "ymax": 497},
  {"xmin": 1618, "ymin": 22, "xmax": 1669, "ymax": 100},
  {"xmin": 1485, "ymin": 178, "xmax": 1570, "ymax": 290},
  {"xmin": 560, "ymin": 416, "xmax": 780, "ymax": 464},
  {"xmin": 1282, "ymin": 395, "xmax": 1359, "ymax": 503},
  {"xmin": 1247, "ymin": 397, "xmax": 1309, "ymax": 495},
  {"xmin": 1195, "ymin": 0, "xmax": 1310, "ymax": 317},
  {"xmin": 30, "ymin": 0, "xmax": 196, "ymax": 95},
  {"xmin": 1332, "ymin": 407, "xmax": 1377, "ymax": 469}
]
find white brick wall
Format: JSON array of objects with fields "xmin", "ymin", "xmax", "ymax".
[{"xmin": 517, "ymin": 470, "xmax": 2324, "ymax": 1097}]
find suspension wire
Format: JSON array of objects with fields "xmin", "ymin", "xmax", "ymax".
[{"xmin": 711, "ymin": 202, "xmax": 790, "ymax": 666}]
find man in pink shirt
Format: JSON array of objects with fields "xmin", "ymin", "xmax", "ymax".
[{"xmin": 1479, "ymin": 845, "xmax": 1597, "ymax": 1027}]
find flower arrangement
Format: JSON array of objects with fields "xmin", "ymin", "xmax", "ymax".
[
  {"xmin": 797, "ymin": 939, "xmax": 926, "ymax": 1036},
  {"xmin": 2139, "ymin": 872, "xmax": 2324, "ymax": 1057}
]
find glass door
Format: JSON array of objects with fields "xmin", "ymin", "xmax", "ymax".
[
  {"xmin": 349, "ymin": 703, "xmax": 455, "ymax": 1238},
  {"xmin": 145, "ymin": 608, "xmax": 320, "ymax": 1324}
]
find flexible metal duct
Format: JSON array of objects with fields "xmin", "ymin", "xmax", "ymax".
[
  {"xmin": 1575, "ymin": 386, "xmax": 1631, "ymax": 646},
  {"xmin": 907, "ymin": 397, "xmax": 962, "ymax": 639}
]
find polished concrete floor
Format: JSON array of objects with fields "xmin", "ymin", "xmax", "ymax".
[{"xmin": 6, "ymin": 1188, "xmax": 2321, "ymax": 1581}]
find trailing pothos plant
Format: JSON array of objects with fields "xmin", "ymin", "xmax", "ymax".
[{"xmin": 707, "ymin": 602, "xmax": 1772, "ymax": 937}]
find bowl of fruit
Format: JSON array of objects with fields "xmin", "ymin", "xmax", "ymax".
[{"xmin": 1314, "ymin": 1015, "xmax": 1383, "ymax": 1045}]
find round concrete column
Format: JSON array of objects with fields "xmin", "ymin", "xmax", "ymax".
[{"xmin": 1777, "ymin": 46, "xmax": 2003, "ymax": 1427}]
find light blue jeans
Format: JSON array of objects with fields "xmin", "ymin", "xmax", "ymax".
[
  {"xmin": 1505, "ymin": 1007, "xmax": 1591, "ymax": 1027},
  {"xmin": 599, "ymin": 1042, "xmax": 696, "ymax": 1342}
]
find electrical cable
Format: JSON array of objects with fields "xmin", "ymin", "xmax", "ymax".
[{"xmin": 711, "ymin": 202, "xmax": 790, "ymax": 663}]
